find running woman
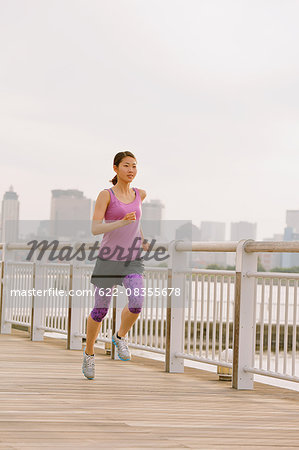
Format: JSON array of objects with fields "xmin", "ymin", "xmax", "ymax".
[{"xmin": 82, "ymin": 151, "xmax": 150, "ymax": 380}]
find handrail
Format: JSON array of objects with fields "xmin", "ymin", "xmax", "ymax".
[
  {"xmin": 244, "ymin": 241, "xmax": 299, "ymax": 253},
  {"xmin": 247, "ymin": 271, "xmax": 299, "ymax": 280},
  {"xmin": 175, "ymin": 241, "xmax": 238, "ymax": 252},
  {"xmin": 177, "ymin": 240, "xmax": 299, "ymax": 253},
  {"xmin": 2, "ymin": 240, "xmax": 299, "ymax": 253}
]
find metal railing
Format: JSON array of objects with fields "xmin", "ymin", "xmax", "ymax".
[
  {"xmin": 1, "ymin": 239, "xmax": 298, "ymax": 390},
  {"xmin": 243, "ymin": 271, "xmax": 299, "ymax": 383},
  {"xmin": 174, "ymin": 268, "xmax": 235, "ymax": 368}
]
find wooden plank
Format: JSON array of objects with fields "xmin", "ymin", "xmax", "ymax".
[{"xmin": 0, "ymin": 329, "xmax": 299, "ymax": 449}]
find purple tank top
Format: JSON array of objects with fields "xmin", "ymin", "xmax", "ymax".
[{"xmin": 98, "ymin": 187, "xmax": 142, "ymax": 261}]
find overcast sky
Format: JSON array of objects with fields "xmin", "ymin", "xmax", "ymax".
[{"xmin": 1, "ymin": 0, "xmax": 299, "ymax": 240}]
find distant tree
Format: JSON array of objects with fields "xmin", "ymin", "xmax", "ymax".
[
  {"xmin": 205, "ymin": 264, "xmax": 236, "ymax": 271},
  {"xmin": 270, "ymin": 266, "xmax": 299, "ymax": 273},
  {"xmin": 206, "ymin": 264, "xmax": 224, "ymax": 270},
  {"xmin": 257, "ymin": 257, "xmax": 266, "ymax": 272},
  {"xmin": 157, "ymin": 261, "xmax": 168, "ymax": 268}
]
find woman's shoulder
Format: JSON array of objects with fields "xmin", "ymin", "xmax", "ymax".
[
  {"xmin": 96, "ymin": 188, "xmax": 112, "ymax": 205},
  {"xmin": 135, "ymin": 188, "xmax": 147, "ymax": 202},
  {"xmin": 99, "ymin": 188, "xmax": 112, "ymax": 197}
]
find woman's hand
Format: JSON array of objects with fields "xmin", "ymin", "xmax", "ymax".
[
  {"xmin": 121, "ymin": 211, "xmax": 136, "ymax": 225},
  {"xmin": 142, "ymin": 240, "xmax": 150, "ymax": 252}
]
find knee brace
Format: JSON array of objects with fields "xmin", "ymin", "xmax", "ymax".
[{"xmin": 123, "ymin": 273, "xmax": 145, "ymax": 314}]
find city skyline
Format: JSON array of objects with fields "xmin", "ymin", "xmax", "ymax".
[
  {"xmin": 0, "ymin": 185, "xmax": 295, "ymax": 242},
  {"xmin": 1, "ymin": 2, "xmax": 299, "ymax": 242}
]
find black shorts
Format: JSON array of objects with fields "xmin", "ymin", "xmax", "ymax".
[{"xmin": 90, "ymin": 257, "xmax": 145, "ymax": 289}]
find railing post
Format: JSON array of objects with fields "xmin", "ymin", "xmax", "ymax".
[
  {"xmin": 0, "ymin": 260, "xmax": 3, "ymax": 331},
  {"xmin": 166, "ymin": 240, "xmax": 188, "ymax": 373},
  {"xmin": 232, "ymin": 239, "xmax": 257, "ymax": 390},
  {"xmin": 1, "ymin": 245, "xmax": 12, "ymax": 334},
  {"xmin": 111, "ymin": 287, "xmax": 124, "ymax": 360},
  {"xmin": 31, "ymin": 263, "xmax": 45, "ymax": 341},
  {"xmin": 68, "ymin": 264, "xmax": 83, "ymax": 350}
]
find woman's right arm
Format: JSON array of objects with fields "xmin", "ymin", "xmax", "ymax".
[{"xmin": 91, "ymin": 190, "xmax": 136, "ymax": 236}]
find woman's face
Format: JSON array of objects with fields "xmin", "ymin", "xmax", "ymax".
[{"xmin": 115, "ymin": 157, "xmax": 137, "ymax": 182}]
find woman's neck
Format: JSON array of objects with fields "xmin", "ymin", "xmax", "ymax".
[{"xmin": 113, "ymin": 181, "xmax": 132, "ymax": 195}]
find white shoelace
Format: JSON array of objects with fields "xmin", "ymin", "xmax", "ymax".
[
  {"xmin": 86, "ymin": 354, "xmax": 95, "ymax": 368},
  {"xmin": 118, "ymin": 338, "xmax": 129, "ymax": 351}
]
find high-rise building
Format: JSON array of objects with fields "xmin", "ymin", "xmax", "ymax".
[
  {"xmin": 227, "ymin": 221, "xmax": 257, "ymax": 267},
  {"xmin": 50, "ymin": 189, "xmax": 94, "ymax": 240},
  {"xmin": 201, "ymin": 221, "xmax": 225, "ymax": 241},
  {"xmin": 175, "ymin": 222, "xmax": 202, "ymax": 267},
  {"xmin": 280, "ymin": 209, "xmax": 299, "ymax": 268},
  {"xmin": 259, "ymin": 233, "xmax": 283, "ymax": 271},
  {"xmin": 1, "ymin": 186, "xmax": 19, "ymax": 243},
  {"xmin": 286, "ymin": 210, "xmax": 299, "ymax": 233},
  {"xmin": 230, "ymin": 221, "xmax": 257, "ymax": 241},
  {"xmin": 141, "ymin": 199, "xmax": 164, "ymax": 240},
  {"xmin": 199, "ymin": 221, "xmax": 226, "ymax": 267},
  {"xmin": 281, "ymin": 226, "xmax": 299, "ymax": 268},
  {"xmin": 175, "ymin": 223, "xmax": 201, "ymax": 241}
]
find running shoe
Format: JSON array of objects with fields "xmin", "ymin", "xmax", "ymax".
[
  {"xmin": 82, "ymin": 348, "xmax": 95, "ymax": 379},
  {"xmin": 112, "ymin": 332, "xmax": 131, "ymax": 361}
]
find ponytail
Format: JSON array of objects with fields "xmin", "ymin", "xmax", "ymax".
[{"xmin": 109, "ymin": 174, "xmax": 118, "ymax": 185}]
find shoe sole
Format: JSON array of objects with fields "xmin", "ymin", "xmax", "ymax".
[
  {"xmin": 82, "ymin": 368, "xmax": 94, "ymax": 380},
  {"xmin": 112, "ymin": 337, "xmax": 131, "ymax": 361},
  {"xmin": 82, "ymin": 348, "xmax": 95, "ymax": 380}
]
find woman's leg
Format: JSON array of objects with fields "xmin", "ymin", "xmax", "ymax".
[
  {"xmin": 85, "ymin": 316, "xmax": 102, "ymax": 355},
  {"xmin": 86, "ymin": 286, "xmax": 113, "ymax": 355},
  {"xmin": 117, "ymin": 274, "xmax": 145, "ymax": 337}
]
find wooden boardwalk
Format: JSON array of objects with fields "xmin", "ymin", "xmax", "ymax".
[{"xmin": 0, "ymin": 330, "xmax": 299, "ymax": 449}]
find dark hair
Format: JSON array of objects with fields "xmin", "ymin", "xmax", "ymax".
[{"xmin": 109, "ymin": 151, "xmax": 137, "ymax": 185}]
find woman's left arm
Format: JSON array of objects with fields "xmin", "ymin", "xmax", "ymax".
[
  {"xmin": 138, "ymin": 189, "xmax": 150, "ymax": 251},
  {"xmin": 140, "ymin": 227, "xmax": 150, "ymax": 251}
]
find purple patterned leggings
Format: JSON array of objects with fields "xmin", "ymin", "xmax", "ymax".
[{"xmin": 90, "ymin": 273, "xmax": 145, "ymax": 323}]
